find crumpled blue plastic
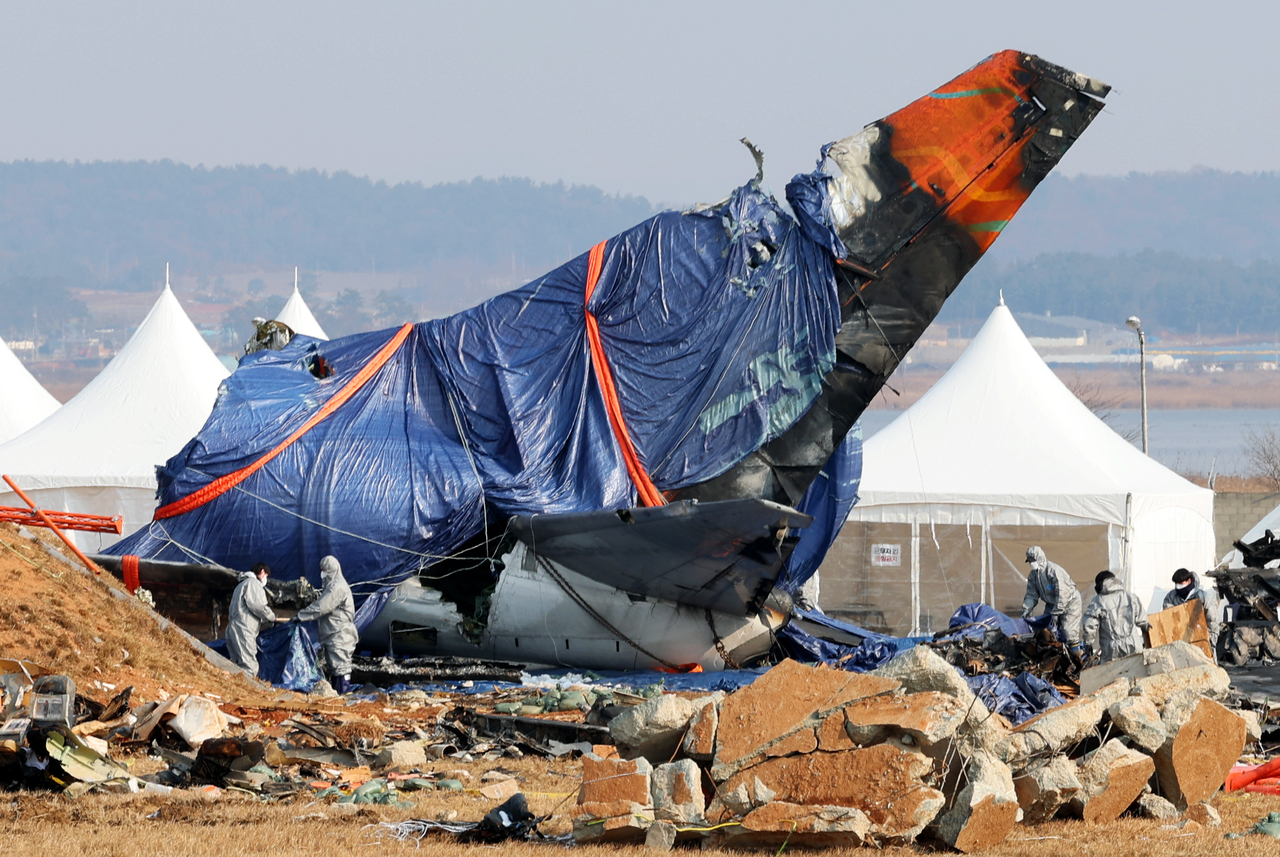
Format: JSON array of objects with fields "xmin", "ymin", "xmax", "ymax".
[
  {"xmin": 966, "ymin": 672, "xmax": 1066, "ymax": 726},
  {"xmin": 107, "ymin": 175, "xmax": 847, "ymax": 629}
]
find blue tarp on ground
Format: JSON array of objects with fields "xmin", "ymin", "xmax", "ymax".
[
  {"xmin": 781, "ymin": 603, "xmax": 1067, "ymax": 724},
  {"xmin": 107, "ymin": 176, "xmax": 848, "ymax": 618},
  {"xmin": 942, "ymin": 602, "xmax": 1058, "ymax": 641},
  {"xmin": 966, "ymin": 672, "xmax": 1067, "ymax": 726},
  {"xmin": 776, "ymin": 608, "xmax": 930, "ymax": 672}
]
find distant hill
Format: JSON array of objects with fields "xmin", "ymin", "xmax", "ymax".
[
  {"xmin": 990, "ymin": 170, "xmax": 1280, "ymax": 264},
  {"xmin": 4, "ymin": 161, "xmax": 1280, "ymax": 338},
  {"xmin": 0, "ymin": 160, "xmax": 656, "ymax": 287}
]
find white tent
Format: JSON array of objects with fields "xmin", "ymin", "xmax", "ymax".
[
  {"xmin": 0, "ymin": 334, "xmax": 60, "ymax": 444},
  {"xmin": 0, "ymin": 282, "xmax": 230, "ymax": 549},
  {"xmin": 274, "ymin": 269, "xmax": 328, "ymax": 340},
  {"xmin": 817, "ymin": 302, "xmax": 1214, "ymax": 636}
]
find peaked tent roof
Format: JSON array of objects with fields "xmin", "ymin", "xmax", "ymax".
[
  {"xmin": 0, "ymin": 285, "xmax": 230, "ymax": 491},
  {"xmin": 275, "ymin": 286, "xmax": 328, "ymax": 340},
  {"xmin": 0, "ymin": 334, "xmax": 60, "ymax": 444},
  {"xmin": 858, "ymin": 303, "xmax": 1211, "ymax": 523}
]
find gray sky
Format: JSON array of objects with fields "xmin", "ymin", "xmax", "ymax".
[{"xmin": 2, "ymin": 1, "xmax": 1276, "ymax": 206}]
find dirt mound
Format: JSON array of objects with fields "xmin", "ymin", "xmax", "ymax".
[{"xmin": 0, "ymin": 522, "xmax": 265, "ymax": 703}]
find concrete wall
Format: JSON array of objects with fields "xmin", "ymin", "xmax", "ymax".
[{"xmin": 1214, "ymin": 491, "xmax": 1280, "ymax": 560}]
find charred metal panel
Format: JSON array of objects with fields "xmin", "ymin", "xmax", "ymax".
[{"xmin": 507, "ymin": 498, "xmax": 811, "ymax": 616}]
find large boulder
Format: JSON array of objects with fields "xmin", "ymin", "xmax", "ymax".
[
  {"xmin": 710, "ymin": 659, "xmax": 897, "ymax": 781},
  {"xmin": 1107, "ymin": 695, "xmax": 1165, "ymax": 753},
  {"xmin": 718, "ymin": 743, "xmax": 944, "ymax": 845},
  {"xmin": 609, "ymin": 695, "xmax": 697, "ymax": 763},
  {"xmin": 650, "ymin": 759, "xmax": 705, "ymax": 824},
  {"xmin": 1153, "ymin": 698, "xmax": 1247, "ymax": 807},
  {"xmin": 934, "ymin": 751, "xmax": 1019, "ymax": 853},
  {"xmin": 1013, "ymin": 756, "xmax": 1081, "ymax": 825},
  {"xmin": 1069, "ymin": 739, "xmax": 1155, "ymax": 824}
]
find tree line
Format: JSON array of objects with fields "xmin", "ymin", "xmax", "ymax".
[{"xmin": 947, "ymin": 250, "xmax": 1280, "ymax": 336}]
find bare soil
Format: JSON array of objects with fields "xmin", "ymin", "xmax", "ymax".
[{"xmin": 0, "ymin": 522, "xmax": 267, "ymax": 702}]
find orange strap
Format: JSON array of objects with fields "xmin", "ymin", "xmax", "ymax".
[
  {"xmin": 154, "ymin": 324, "xmax": 415, "ymax": 520},
  {"xmin": 583, "ymin": 242, "xmax": 665, "ymax": 507},
  {"xmin": 122, "ymin": 554, "xmax": 140, "ymax": 593}
]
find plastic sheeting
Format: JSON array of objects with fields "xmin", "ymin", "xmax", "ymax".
[
  {"xmin": 965, "ymin": 672, "xmax": 1066, "ymax": 726},
  {"xmin": 776, "ymin": 607, "xmax": 928, "ymax": 672},
  {"xmin": 108, "ymin": 178, "xmax": 845, "ymax": 606},
  {"xmin": 209, "ymin": 622, "xmax": 320, "ymax": 692},
  {"xmin": 210, "ymin": 586, "xmax": 388, "ymax": 689},
  {"xmin": 778, "ymin": 424, "xmax": 862, "ymax": 594},
  {"xmin": 945, "ymin": 602, "xmax": 1035, "ymax": 639}
]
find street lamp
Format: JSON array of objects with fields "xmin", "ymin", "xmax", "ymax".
[{"xmin": 1126, "ymin": 316, "xmax": 1148, "ymax": 454}]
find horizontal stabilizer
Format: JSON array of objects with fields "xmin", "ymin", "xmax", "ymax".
[{"xmin": 508, "ymin": 498, "xmax": 811, "ymax": 616}]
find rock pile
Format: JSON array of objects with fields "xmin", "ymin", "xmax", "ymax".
[{"xmin": 573, "ymin": 641, "xmax": 1252, "ymax": 851}]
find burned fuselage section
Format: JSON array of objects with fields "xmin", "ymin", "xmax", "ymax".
[{"xmin": 105, "ymin": 51, "xmax": 1109, "ymax": 675}]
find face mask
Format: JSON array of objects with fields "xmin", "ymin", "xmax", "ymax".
[{"xmin": 1176, "ymin": 581, "xmax": 1194, "ymax": 595}]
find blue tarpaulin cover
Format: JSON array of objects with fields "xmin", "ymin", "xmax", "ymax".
[
  {"xmin": 209, "ymin": 622, "xmax": 321, "ymax": 692},
  {"xmin": 777, "ymin": 423, "xmax": 863, "ymax": 595},
  {"xmin": 943, "ymin": 602, "xmax": 1057, "ymax": 640},
  {"xmin": 966, "ymin": 672, "xmax": 1066, "ymax": 726},
  {"xmin": 780, "ymin": 602, "xmax": 1066, "ymax": 724},
  {"xmin": 776, "ymin": 607, "xmax": 929, "ymax": 672},
  {"xmin": 109, "ymin": 176, "xmax": 852, "ymax": 618}
]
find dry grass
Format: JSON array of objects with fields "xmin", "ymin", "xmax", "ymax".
[{"xmin": 2, "ymin": 789, "xmax": 1278, "ymax": 856}]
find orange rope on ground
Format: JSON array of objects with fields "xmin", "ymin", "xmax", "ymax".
[
  {"xmin": 583, "ymin": 241, "xmax": 665, "ymax": 507},
  {"xmin": 154, "ymin": 323, "xmax": 415, "ymax": 520},
  {"xmin": 121, "ymin": 554, "xmax": 140, "ymax": 593}
]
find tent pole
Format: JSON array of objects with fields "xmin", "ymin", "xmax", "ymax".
[
  {"xmin": 1122, "ymin": 492, "xmax": 1133, "ymax": 589},
  {"xmin": 980, "ymin": 518, "xmax": 989, "ymax": 606},
  {"xmin": 910, "ymin": 521, "xmax": 921, "ymax": 635}
]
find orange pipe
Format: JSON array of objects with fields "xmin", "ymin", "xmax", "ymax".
[
  {"xmin": 2, "ymin": 474, "xmax": 101, "ymax": 575},
  {"xmin": 1226, "ymin": 756, "xmax": 1280, "ymax": 791}
]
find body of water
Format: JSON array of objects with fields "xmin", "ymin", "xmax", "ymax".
[{"xmin": 859, "ymin": 408, "xmax": 1280, "ymax": 477}]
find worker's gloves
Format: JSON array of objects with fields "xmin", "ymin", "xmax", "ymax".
[{"xmin": 1020, "ymin": 609, "xmax": 1033, "ymax": 620}]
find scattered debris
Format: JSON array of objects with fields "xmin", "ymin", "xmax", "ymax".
[{"xmin": 563, "ymin": 645, "xmax": 1259, "ymax": 849}]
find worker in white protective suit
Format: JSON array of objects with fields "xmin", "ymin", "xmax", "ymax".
[
  {"xmin": 296, "ymin": 555, "xmax": 358, "ymax": 694},
  {"xmin": 1163, "ymin": 568, "xmax": 1221, "ymax": 653},
  {"xmin": 226, "ymin": 562, "xmax": 277, "ymax": 676},
  {"xmin": 1021, "ymin": 545, "xmax": 1085, "ymax": 663},
  {"xmin": 1082, "ymin": 571, "xmax": 1147, "ymax": 664}
]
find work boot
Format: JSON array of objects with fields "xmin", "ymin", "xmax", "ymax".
[{"xmin": 335, "ymin": 675, "xmax": 351, "ymax": 695}]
